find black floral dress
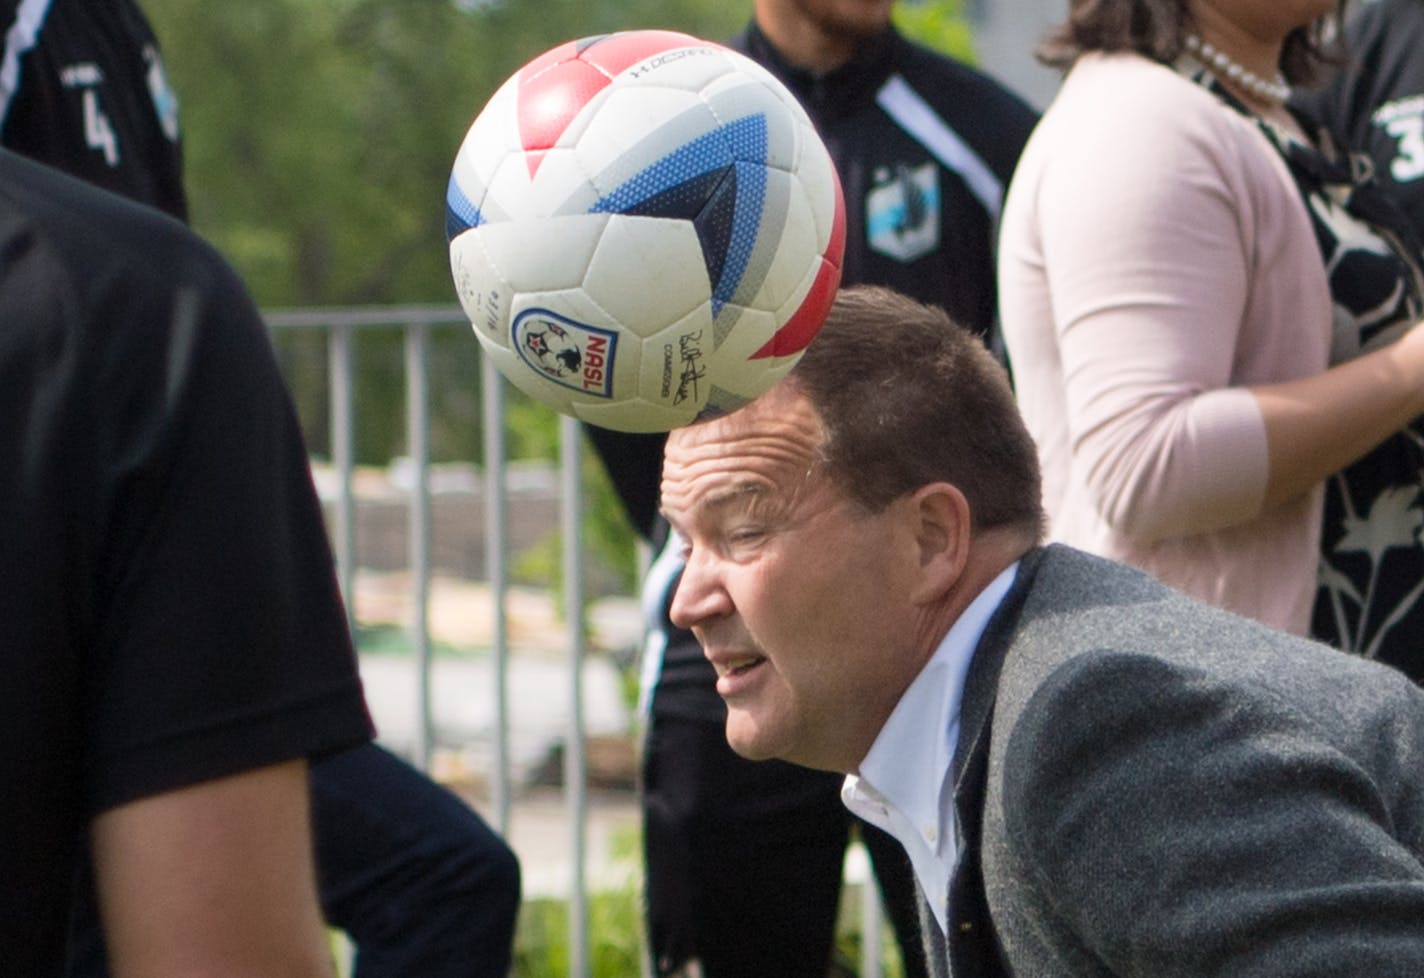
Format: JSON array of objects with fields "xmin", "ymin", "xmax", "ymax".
[{"xmin": 1188, "ymin": 66, "xmax": 1424, "ymax": 680}]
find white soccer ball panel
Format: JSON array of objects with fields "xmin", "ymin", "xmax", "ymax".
[
  {"xmin": 636, "ymin": 300, "xmax": 717, "ymax": 409},
  {"xmin": 454, "ymin": 81, "xmax": 520, "ymax": 183},
  {"xmin": 700, "ymin": 302, "xmax": 780, "ymax": 364},
  {"xmin": 448, "ymin": 229, "xmax": 511, "ymax": 344},
  {"xmin": 704, "ymin": 47, "xmax": 814, "ymax": 126},
  {"xmin": 583, "ymin": 215, "xmax": 711, "ymax": 336},
  {"xmin": 472, "ymin": 213, "xmax": 609, "ymax": 292},
  {"xmin": 700, "ymin": 308, "xmax": 799, "ymax": 403},
  {"xmin": 573, "ymin": 87, "xmax": 717, "ymax": 193},
  {"xmin": 511, "ymin": 146, "xmax": 604, "ymax": 217},
  {"xmin": 794, "ymin": 120, "xmax": 843, "ymax": 248},
  {"xmin": 480, "ymin": 151, "xmax": 568, "ymax": 222}
]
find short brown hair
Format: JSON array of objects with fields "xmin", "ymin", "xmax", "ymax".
[
  {"xmin": 787, "ymin": 285, "xmax": 1044, "ymax": 539},
  {"xmin": 1036, "ymin": 0, "xmax": 1344, "ymax": 86}
]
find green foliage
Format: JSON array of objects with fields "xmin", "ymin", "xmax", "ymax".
[
  {"xmin": 509, "ymin": 441, "xmax": 643, "ymax": 600},
  {"xmin": 514, "ymin": 824, "xmax": 646, "ymax": 977},
  {"xmin": 894, "ymin": 0, "xmax": 977, "ymax": 62},
  {"xmin": 514, "ymin": 890, "xmax": 648, "ymax": 978}
]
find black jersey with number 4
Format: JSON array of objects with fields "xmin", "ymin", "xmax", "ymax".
[{"xmin": 0, "ymin": 0, "xmax": 187, "ymax": 219}]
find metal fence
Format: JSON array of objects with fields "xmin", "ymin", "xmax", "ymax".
[
  {"xmin": 266, "ymin": 304, "xmax": 595, "ymax": 974},
  {"xmin": 264, "ymin": 305, "xmax": 886, "ymax": 978}
]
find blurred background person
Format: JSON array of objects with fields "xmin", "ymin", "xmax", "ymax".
[
  {"xmin": 0, "ymin": 1, "xmax": 520, "ymax": 974},
  {"xmin": 998, "ymin": 0, "xmax": 1424, "ymax": 681},
  {"xmin": 0, "ymin": 0, "xmax": 186, "ymax": 214},
  {"xmin": 0, "ymin": 143, "xmax": 375, "ymax": 978},
  {"xmin": 584, "ymin": 1, "xmax": 1038, "ymax": 974}
]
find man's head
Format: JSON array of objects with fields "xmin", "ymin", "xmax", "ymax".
[
  {"xmin": 754, "ymin": 0, "xmax": 896, "ymax": 73},
  {"xmin": 659, "ymin": 285, "xmax": 1043, "ymax": 773}
]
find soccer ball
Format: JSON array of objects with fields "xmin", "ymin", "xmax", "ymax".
[{"xmin": 445, "ymin": 29, "xmax": 845, "ymax": 433}]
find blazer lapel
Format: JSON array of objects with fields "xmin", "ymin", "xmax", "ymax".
[
  {"xmin": 917, "ymin": 879, "xmax": 951, "ymax": 978},
  {"xmin": 945, "ymin": 547, "xmax": 1044, "ymax": 976}
]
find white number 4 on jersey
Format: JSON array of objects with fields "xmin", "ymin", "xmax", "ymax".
[{"xmin": 82, "ymin": 88, "xmax": 120, "ymax": 167}]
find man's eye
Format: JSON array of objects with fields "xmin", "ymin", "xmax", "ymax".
[{"xmin": 727, "ymin": 526, "xmax": 766, "ymax": 546}]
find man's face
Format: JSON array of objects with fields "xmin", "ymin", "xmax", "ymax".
[
  {"xmin": 660, "ymin": 383, "xmax": 922, "ymax": 773},
  {"xmin": 766, "ymin": 0, "xmax": 896, "ymax": 43}
]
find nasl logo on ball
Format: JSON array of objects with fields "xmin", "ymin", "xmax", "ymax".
[{"xmin": 513, "ymin": 309, "xmax": 618, "ymax": 398}]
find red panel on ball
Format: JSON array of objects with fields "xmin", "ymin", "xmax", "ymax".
[{"xmin": 516, "ymin": 31, "xmax": 705, "ymax": 179}]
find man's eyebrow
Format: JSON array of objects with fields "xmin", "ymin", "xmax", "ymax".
[{"xmin": 658, "ymin": 481, "xmax": 771, "ymax": 527}]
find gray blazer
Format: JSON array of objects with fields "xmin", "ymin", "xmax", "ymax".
[{"xmin": 934, "ymin": 545, "xmax": 1424, "ymax": 976}]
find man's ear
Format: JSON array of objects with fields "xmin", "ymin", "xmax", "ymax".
[{"xmin": 905, "ymin": 482, "xmax": 971, "ymax": 605}]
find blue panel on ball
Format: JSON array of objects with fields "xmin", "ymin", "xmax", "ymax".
[
  {"xmin": 445, "ymin": 173, "xmax": 484, "ymax": 242},
  {"xmin": 713, "ymin": 158, "xmax": 767, "ymax": 315},
  {"xmin": 589, "ymin": 114, "xmax": 769, "ymax": 317}
]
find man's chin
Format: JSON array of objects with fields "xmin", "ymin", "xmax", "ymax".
[
  {"xmin": 725, "ymin": 713, "xmax": 847, "ymax": 773},
  {"xmin": 723, "ymin": 715, "xmax": 781, "ymax": 763},
  {"xmin": 725, "ymin": 733, "xmax": 778, "ymax": 763}
]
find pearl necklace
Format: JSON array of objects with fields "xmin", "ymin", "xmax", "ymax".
[{"xmin": 1183, "ymin": 34, "xmax": 1291, "ymax": 106}]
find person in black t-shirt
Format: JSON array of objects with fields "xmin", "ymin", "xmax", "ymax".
[
  {"xmin": 0, "ymin": 3, "xmax": 521, "ymax": 975},
  {"xmin": 1299, "ymin": 0, "xmax": 1424, "ymax": 238},
  {"xmin": 0, "ymin": 146, "xmax": 375, "ymax": 978},
  {"xmin": 584, "ymin": 2, "xmax": 1038, "ymax": 975}
]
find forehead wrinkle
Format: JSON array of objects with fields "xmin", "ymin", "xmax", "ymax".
[
  {"xmin": 660, "ymin": 399, "xmax": 825, "ymax": 523},
  {"xmin": 660, "ymin": 439, "xmax": 806, "ymax": 520}
]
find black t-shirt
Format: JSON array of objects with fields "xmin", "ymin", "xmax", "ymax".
[
  {"xmin": 586, "ymin": 24, "xmax": 1039, "ymax": 721},
  {"xmin": 0, "ymin": 0, "xmax": 188, "ymax": 219},
  {"xmin": 0, "ymin": 151, "xmax": 373, "ymax": 977},
  {"xmin": 1299, "ymin": 0, "xmax": 1424, "ymax": 238}
]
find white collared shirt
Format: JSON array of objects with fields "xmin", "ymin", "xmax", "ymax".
[{"xmin": 841, "ymin": 562, "xmax": 1019, "ymax": 935}]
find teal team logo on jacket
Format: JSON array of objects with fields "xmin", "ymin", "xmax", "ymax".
[
  {"xmin": 866, "ymin": 161, "xmax": 940, "ymax": 263},
  {"xmin": 142, "ymin": 44, "xmax": 180, "ymax": 144}
]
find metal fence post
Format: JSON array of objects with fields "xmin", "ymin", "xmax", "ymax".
[
  {"xmin": 329, "ymin": 320, "xmax": 356, "ymax": 640},
  {"xmin": 481, "ymin": 354, "xmax": 513, "ymax": 837},
  {"xmin": 406, "ymin": 321, "xmax": 433, "ymax": 772},
  {"xmin": 560, "ymin": 414, "xmax": 589, "ymax": 978}
]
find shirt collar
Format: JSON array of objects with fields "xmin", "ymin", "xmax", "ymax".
[{"xmin": 847, "ymin": 561, "xmax": 1020, "ymax": 844}]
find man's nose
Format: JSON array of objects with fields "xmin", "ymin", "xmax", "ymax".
[{"xmin": 668, "ymin": 550, "xmax": 730, "ymax": 631}]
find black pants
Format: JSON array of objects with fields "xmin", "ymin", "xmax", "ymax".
[{"xmin": 642, "ymin": 710, "xmax": 929, "ymax": 978}]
